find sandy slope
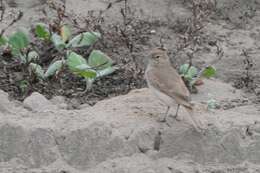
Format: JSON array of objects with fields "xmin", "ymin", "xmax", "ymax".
[{"xmin": 0, "ymin": 79, "xmax": 260, "ymax": 172}]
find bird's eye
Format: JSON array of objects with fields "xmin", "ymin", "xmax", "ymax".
[{"xmin": 155, "ymin": 55, "xmax": 160, "ymax": 59}]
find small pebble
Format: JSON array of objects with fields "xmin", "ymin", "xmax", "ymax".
[{"xmin": 150, "ymin": 30, "xmax": 156, "ymax": 34}]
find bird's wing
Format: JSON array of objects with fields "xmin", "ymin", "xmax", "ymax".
[{"xmin": 146, "ymin": 66, "xmax": 192, "ymax": 108}]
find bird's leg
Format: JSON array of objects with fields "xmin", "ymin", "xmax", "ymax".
[
  {"xmin": 159, "ymin": 106, "xmax": 170, "ymax": 122},
  {"xmin": 172, "ymin": 104, "xmax": 180, "ymax": 119}
]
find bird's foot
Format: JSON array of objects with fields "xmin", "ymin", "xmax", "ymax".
[{"xmin": 169, "ymin": 114, "xmax": 181, "ymax": 121}]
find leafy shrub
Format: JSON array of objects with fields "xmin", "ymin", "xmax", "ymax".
[
  {"xmin": 179, "ymin": 63, "xmax": 216, "ymax": 87},
  {"xmin": 35, "ymin": 23, "xmax": 51, "ymax": 41},
  {"xmin": 66, "ymin": 50, "xmax": 116, "ymax": 90},
  {"xmin": 207, "ymin": 98, "xmax": 219, "ymax": 110},
  {"xmin": 0, "ymin": 28, "xmax": 39, "ymax": 64},
  {"xmin": 179, "ymin": 64, "xmax": 218, "ymax": 108},
  {"xmin": 0, "ymin": 23, "xmax": 116, "ymax": 91},
  {"xmin": 35, "ymin": 23, "xmax": 101, "ymax": 51},
  {"xmin": 35, "ymin": 23, "xmax": 115, "ymax": 90}
]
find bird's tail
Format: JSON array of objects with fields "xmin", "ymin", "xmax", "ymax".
[{"xmin": 184, "ymin": 106, "xmax": 203, "ymax": 132}]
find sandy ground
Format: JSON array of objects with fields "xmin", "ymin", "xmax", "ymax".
[
  {"xmin": 0, "ymin": 79, "xmax": 260, "ymax": 173},
  {"xmin": 1, "ymin": 0, "xmax": 260, "ymax": 172}
]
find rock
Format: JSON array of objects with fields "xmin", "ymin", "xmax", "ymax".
[
  {"xmin": 0, "ymin": 90, "xmax": 13, "ymax": 114},
  {"xmin": 129, "ymin": 126, "xmax": 157, "ymax": 153},
  {"xmin": 0, "ymin": 80, "xmax": 260, "ymax": 172},
  {"xmin": 247, "ymin": 141, "xmax": 260, "ymax": 164},
  {"xmin": 0, "ymin": 123, "xmax": 58, "ymax": 168},
  {"xmin": 219, "ymin": 130, "xmax": 245, "ymax": 164},
  {"xmin": 88, "ymin": 154, "xmax": 157, "ymax": 173},
  {"xmin": 66, "ymin": 98, "xmax": 80, "ymax": 110},
  {"xmin": 57, "ymin": 122, "xmax": 137, "ymax": 170},
  {"xmin": 50, "ymin": 96, "xmax": 67, "ymax": 109},
  {"xmin": 23, "ymin": 92, "xmax": 57, "ymax": 113},
  {"xmin": 79, "ymin": 103, "xmax": 91, "ymax": 110}
]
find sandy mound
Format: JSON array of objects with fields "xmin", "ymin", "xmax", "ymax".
[{"xmin": 0, "ymin": 79, "xmax": 260, "ymax": 173}]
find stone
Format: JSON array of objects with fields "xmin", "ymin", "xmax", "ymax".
[
  {"xmin": 50, "ymin": 96, "xmax": 67, "ymax": 109},
  {"xmin": 57, "ymin": 122, "xmax": 137, "ymax": 170},
  {"xmin": 23, "ymin": 92, "xmax": 57, "ymax": 113},
  {"xmin": 0, "ymin": 123, "xmax": 58, "ymax": 168},
  {"xmin": 0, "ymin": 90, "xmax": 13, "ymax": 114}
]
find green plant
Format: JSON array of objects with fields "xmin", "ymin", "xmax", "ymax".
[
  {"xmin": 0, "ymin": 35, "xmax": 7, "ymax": 46},
  {"xmin": 66, "ymin": 50, "xmax": 116, "ymax": 91},
  {"xmin": 34, "ymin": 23, "xmax": 116, "ymax": 90},
  {"xmin": 29, "ymin": 63, "xmax": 45, "ymax": 79},
  {"xmin": 35, "ymin": 23, "xmax": 101, "ymax": 51},
  {"xmin": 0, "ymin": 29, "xmax": 44, "ymax": 82},
  {"xmin": 0, "ymin": 29, "xmax": 40, "ymax": 64},
  {"xmin": 18, "ymin": 80, "xmax": 29, "ymax": 94},
  {"xmin": 179, "ymin": 63, "xmax": 216, "ymax": 88},
  {"xmin": 207, "ymin": 98, "xmax": 219, "ymax": 110},
  {"xmin": 0, "ymin": 23, "xmax": 116, "ymax": 91},
  {"xmin": 35, "ymin": 23, "xmax": 51, "ymax": 41}
]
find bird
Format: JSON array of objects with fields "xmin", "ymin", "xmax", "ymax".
[{"xmin": 145, "ymin": 47, "xmax": 203, "ymax": 131}]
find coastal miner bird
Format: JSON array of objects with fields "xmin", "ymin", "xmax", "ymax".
[{"xmin": 145, "ymin": 47, "xmax": 203, "ymax": 131}]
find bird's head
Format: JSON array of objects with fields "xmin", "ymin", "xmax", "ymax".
[{"xmin": 148, "ymin": 47, "xmax": 169, "ymax": 64}]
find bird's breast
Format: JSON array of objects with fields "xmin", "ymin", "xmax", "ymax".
[{"xmin": 148, "ymin": 84, "xmax": 177, "ymax": 106}]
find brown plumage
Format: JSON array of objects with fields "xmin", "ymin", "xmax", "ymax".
[{"xmin": 145, "ymin": 47, "xmax": 202, "ymax": 131}]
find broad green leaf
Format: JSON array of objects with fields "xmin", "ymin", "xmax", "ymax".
[
  {"xmin": 76, "ymin": 69, "xmax": 97, "ymax": 79},
  {"xmin": 96, "ymin": 66, "xmax": 116, "ymax": 78},
  {"xmin": 180, "ymin": 64, "xmax": 198, "ymax": 81},
  {"xmin": 51, "ymin": 33, "xmax": 66, "ymax": 51},
  {"xmin": 187, "ymin": 66, "xmax": 198, "ymax": 78},
  {"xmin": 44, "ymin": 60, "xmax": 64, "ymax": 78},
  {"xmin": 8, "ymin": 31, "xmax": 29, "ymax": 55},
  {"xmin": 61, "ymin": 25, "xmax": 71, "ymax": 42},
  {"xmin": 202, "ymin": 66, "xmax": 216, "ymax": 78},
  {"xmin": 74, "ymin": 64, "xmax": 97, "ymax": 79},
  {"xmin": 88, "ymin": 50, "xmax": 113, "ymax": 70},
  {"xmin": 207, "ymin": 99, "xmax": 218, "ymax": 110},
  {"xmin": 35, "ymin": 23, "xmax": 50, "ymax": 40},
  {"xmin": 75, "ymin": 64, "xmax": 91, "ymax": 71},
  {"xmin": 67, "ymin": 32, "xmax": 101, "ymax": 48},
  {"xmin": 27, "ymin": 51, "xmax": 39, "ymax": 62},
  {"xmin": 29, "ymin": 63, "xmax": 44, "ymax": 79},
  {"xmin": 0, "ymin": 35, "xmax": 7, "ymax": 46},
  {"xmin": 18, "ymin": 80, "xmax": 29, "ymax": 93},
  {"xmin": 9, "ymin": 30, "xmax": 29, "ymax": 49},
  {"xmin": 66, "ymin": 51, "xmax": 87, "ymax": 71},
  {"xmin": 184, "ymin": 74, "xmax": 193, "ymax": 81},
  {"xmin": 179, "ymin": 64, "xmax": 190, "ymax": 75}
]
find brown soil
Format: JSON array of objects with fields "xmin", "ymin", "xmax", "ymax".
[{"xmin": 0, "ymin": 1, "xmax": 155, "ymax": 105}]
